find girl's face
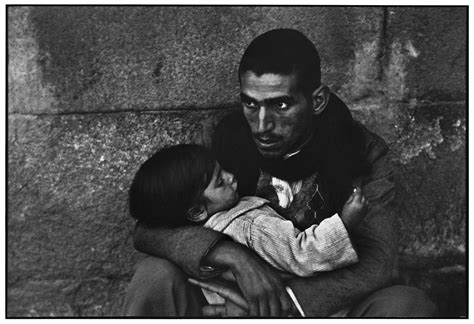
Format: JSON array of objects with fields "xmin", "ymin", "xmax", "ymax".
[{"xmin": 202, "ymin": 162, "xmax": 239, "ymax": 216}]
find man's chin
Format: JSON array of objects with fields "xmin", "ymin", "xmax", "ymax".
[{"xmin": 256, "ymin": 147, "xmax": 285, "ymax": 159}]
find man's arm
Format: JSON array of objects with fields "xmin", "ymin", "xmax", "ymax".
[
  {"xmin": 287, "ymin": 141, "xmax": 399, "ymax": 316},
  {"xmin": 133, "ymin": 223, "xmax": 226, "ymax": 278},
  {"xmin": 133, "ymin": 223, "xmax": 292, "ymax": 316},
  {"xmin": 131, "ymin": 114, "xmax": 230, "ymax": 278},
  {"xmin": 201, "ymin": 239, "xmax": 292, "ymax": 316}
]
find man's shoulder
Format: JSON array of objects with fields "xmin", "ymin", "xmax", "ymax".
[
  {"xmin": 354, "ymin": 121, "xmax": 390, "ymax": 165},
  {"xmin": 354, "ymin": 121, "xmax": 396, "ymax": 203}
]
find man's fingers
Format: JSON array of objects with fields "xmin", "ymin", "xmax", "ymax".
[
  {"xmin": 258, "ymin": 295, "xmax": 270, "ymax": 316},
  {"xmin": 248, "ymin": 296, "xmax": 259, "ymax": 316},
  {"xmin": 188, "ymin": 278, "xmax": 248, "ymax": 310},
  {"xmin": 202, "ymin": 305, "xmax": 226, "ymax": 317},
  {"xmin": 268, "ymin": 292, "xmax": 281, "ymax": 317},
  {"xmin": 221, "ymin": 270, "xmax": 237, "ymax": 282},
  {"xmin": 280, "ymin": 290, "xmax": 293, "ymax": 316},
  {"xmin": 188, "ymin": 278, "xmax": 214, "ymax": 290}
]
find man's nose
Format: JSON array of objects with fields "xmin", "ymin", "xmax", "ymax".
[{"xmin": 257, "ymin": 107, "xmax": 275, "ymax": 134}]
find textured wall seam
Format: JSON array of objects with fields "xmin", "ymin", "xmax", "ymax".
[{"xmin": 7, "ymin": 106, "xmax": 239, "ymax": 117}]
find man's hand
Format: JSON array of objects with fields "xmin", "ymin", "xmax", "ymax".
[
  {"xmin": 340, "ymin": 187, "xmax": 368, "ymax": 231},
  {"xmin": 189, "ymin": 278, "xmax": 249, "ymax": 317},
  {"xmin": 231, "ymin": 250, "xmax": 291, "ymax": 317},
  {"xmin": 202, "ymin": 240, "xmax": 292, "ymax": 316}
]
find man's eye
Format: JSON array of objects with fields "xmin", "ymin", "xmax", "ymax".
[
  {"xmin": 275, "ymin": 102, "xmax": 289, "ymax": 110},
  {"xmin": 243, "ymin": 101, "xmax": 258, "ymax": 109}
]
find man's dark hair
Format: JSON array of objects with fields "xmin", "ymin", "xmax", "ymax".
[
  {"xmin": 238, "ymin": 28, "xmax": 321, "ymax": 92},
  {"xmin": 129, "ymin": 144, "xmax": 215, "ymax": 228}
]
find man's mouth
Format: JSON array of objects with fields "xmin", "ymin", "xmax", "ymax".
[{"xmin": 254, "ymin": 136, "xmax": 280, "ymax": 149}]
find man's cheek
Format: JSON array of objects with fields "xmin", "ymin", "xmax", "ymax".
[
  {"xmin": 244, "ymin": 114, "xmax": 258, "ymax": 132},
  {"xmin": 278, "ymin": 119, "xmax": 299, "ymax": 137}
]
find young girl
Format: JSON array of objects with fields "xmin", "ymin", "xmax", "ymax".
[{"xmin": 129, "ymin": 144, "xmax": 368, "ymax": 277}]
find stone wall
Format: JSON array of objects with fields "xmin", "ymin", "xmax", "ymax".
[{"xmin": 7, "ymin": 6, "xmax": 466, "ymax": 316}]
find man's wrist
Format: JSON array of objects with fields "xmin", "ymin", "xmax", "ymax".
[
  {"xmin": 202, "ymin": 240, "xmax": 244, "ymax": 270},
  {"xmin": 339, "ymin": 214, "xmax": 354, "ymax": 232}
]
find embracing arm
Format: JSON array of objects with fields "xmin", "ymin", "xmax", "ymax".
[
  {"xmin": 133, "ymin": 222, "xmax": 292, "ymax": 316},
  {"xmin": 287, "ymin": 143, "xmax": 399, "ymax": 316},
  {"xmin": 133, "ymin": 222, "xmax": 226, "ymax": 278}
]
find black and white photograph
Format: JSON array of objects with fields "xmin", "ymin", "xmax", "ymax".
[{"xmin": 6, "ymin": 5, "xmax": 467, "ymax": 318}]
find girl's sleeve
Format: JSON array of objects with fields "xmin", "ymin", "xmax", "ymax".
[{"xmin": 248, "ymin": 213, "xmax": 358, "ymax": 277}]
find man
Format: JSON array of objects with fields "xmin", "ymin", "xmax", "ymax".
[{"xmin": 123, "ymin": 28, "xmax": 437, "ymax": 317}]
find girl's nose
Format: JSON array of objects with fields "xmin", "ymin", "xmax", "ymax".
[{"xmin": 222, "ymin": 170, "xmax": 235, "ymax": 184}]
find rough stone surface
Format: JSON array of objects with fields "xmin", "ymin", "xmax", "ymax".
[
  {"xmin": 9, "ymin": 6, "xmax": 382, "ymax": 114},
  {"xmin": 353, "ymin": 101, "xmax": 466, "ymax": 259},
  {"xmin": 385, "ymin": 7, "xmax": 466, "ymax": 102},
  {"xmin": 7, "ymin": 110, "xmax": 230, "ymax": 316},
  {"xmin": 7, "ymin": 6, "xmax": 466, "ymax": 318}
]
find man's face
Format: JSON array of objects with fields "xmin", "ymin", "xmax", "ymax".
[{"xmin": 240, "ymin": 71, "xmax": 314, "ymax": 159}]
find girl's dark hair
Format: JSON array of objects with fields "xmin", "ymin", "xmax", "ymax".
[{"xmin": 129, "ymin": 144, "xmax": 215, "ymax": 228}]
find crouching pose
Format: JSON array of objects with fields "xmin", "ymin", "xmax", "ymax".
[{"xmin": 124, "ymin": 28, "xmax": 438, "ymax": 317}]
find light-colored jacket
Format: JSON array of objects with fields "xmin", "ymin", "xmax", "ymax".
[{"xmin": 204, "ymin": 196, "xmax": 358, "ymax": 277}]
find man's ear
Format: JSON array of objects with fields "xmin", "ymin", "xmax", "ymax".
[
  {"xmin": 312, "ymin": 85, "xmax": 330, "ymax": 116},
  {"xmin": 187, "ymin": 204, "xmax": 208, "ymax": 222}
]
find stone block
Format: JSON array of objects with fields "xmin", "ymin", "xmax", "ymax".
[
  {"xmin": 7, "ymin": 109, "xmax": 229, "ymax": 316},
  {"xmin": 355, "ymin": 100, "xmax": 466, "ymax": 259},
  {"xmin": 385, "ymin": 7, "xmax": 466, "ymax": 102},
  {"xmin": 9, "ymin": 6, "xmax": 384, "ymax": 114}
]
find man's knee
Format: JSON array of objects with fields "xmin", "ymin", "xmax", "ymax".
[
  {"xmin": 386, "ymin": 285, "xmax": 438, "ymax": 317},
  {"xmin": 123, "ymin": 257, "xmax": 196, "ymax": 316},
  {"xmin": 134, "ymin": 257, "xmax": 186, "ymax": 287},
  {"xmin": 349, "ymin": 285, "xmax": 438, "ymax": 317}
]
